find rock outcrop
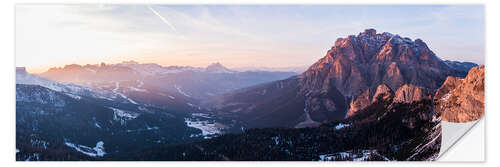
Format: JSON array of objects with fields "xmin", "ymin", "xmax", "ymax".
[
  {"xmin": 348, "ymin": 83, "xmax": 432, "ymax": 118},
  {"xmin": 435, "ymin": 65, "xmax": 485, "ymax": 122},
  {"xmin": 348, "ymin": 84, "xmax": 393, "ymax": 117},
  {"xmin": 393, "ymin": 84, "xmax": 432, "ymax": 104}
]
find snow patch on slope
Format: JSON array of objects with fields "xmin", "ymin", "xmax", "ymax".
[
  {"xmin": 112, "ymin": 82, "xmax": 139, "ymax": 104},
  {"xmin": 109, "ymin": 107, "xmax": 139, "ymax": 125},
  {"xmin": 335, "ymin": 123, "xmax": 351, "ymax": 130},
  {"xmin": 64, "ymin": 140, "xmax": 106, "ymax": 157},
  {"xmin": 129, "ymin": 87, "xmax": 148, "ymax": 92},
  {"xmin": 65, "ymin": 93, "xmax": 82, "ymax": 100},
  {"xmin": 174, "ymin": 85, "xmax": 191, "ymax": 97}
]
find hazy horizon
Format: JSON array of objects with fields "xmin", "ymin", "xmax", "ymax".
[
  {"xmin": 16, "ymin": 60, "xmax": 310, "ymax": 74},
  {"xmin": 16, "ymin": 5, "xmax": 484, "ymax": 73}
]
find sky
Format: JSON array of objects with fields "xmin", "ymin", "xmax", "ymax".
[{"xmin": 15, "ymin": 5, "xmax": 485, "ymax": 73}]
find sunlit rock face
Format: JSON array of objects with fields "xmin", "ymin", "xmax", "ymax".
[
  {"xmin": 300, "ymin": 28, "xmax": 459, "ymax": 98},
  {"xmin": 348, "ymin": 83, "xmax": 433, "ymax": 118},
  {"xmin": 393, "ymin": 84, "xmax": 432, "ymax": 104},
  {"xmin": 435, "ymin": 65, "xmax": 485, "ymax": 122},
  {"xmin": 348, "ymin": 84, "xmax": 393, "ymax": 117}
]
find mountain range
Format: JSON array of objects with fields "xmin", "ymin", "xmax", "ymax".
[
  {"xmin": 16, "ymin": 29, "xmax": 483, "ymax": 161},
  {"xmin": 38, "ymin": 61, "xmax": 295, "ymax": 112}
]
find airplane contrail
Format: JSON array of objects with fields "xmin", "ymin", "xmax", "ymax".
[{"xmin": 147, "ymin": 5, "xmax": 178, "ymax": 33}]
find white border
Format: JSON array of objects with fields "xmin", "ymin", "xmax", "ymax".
[
  {"xmin": 439, "ymin": 119, "xmax": 485, "ymax": 161},
  {"xmin": 2, "ymin": 0, "xmax": 497, "ymax": 166}
]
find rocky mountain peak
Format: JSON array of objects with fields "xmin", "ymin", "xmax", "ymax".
[
  {"xmin": 328, "ymin": 29, "xmax": 444, "ymax": 67},
  {"xmin": 207, "ymin": 62, "xmax": 224, "ymax": 68},
  {"xmin": 300, "ymin": 29, "xmax": 457, "ymax": 98},
  {"xmin": 362, "ymin": 28, "xmax": 377, "ymax": 36},
  {"xmin": 206, "ymin": 62, "xmax": 235, "ymax": 73}
]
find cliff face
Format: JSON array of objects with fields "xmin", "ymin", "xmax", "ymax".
[
  {"xmin": 348, "ymin": 84, "xmax": 393, "ymax": 117},
  {"xmin": 435, "ymin": 65, "xmax": 485, "ymax": 122},
  {"xmin": 348, "ymin": 84, "xmax": 432, "ymax": 118},
  {"xmin": 393, "ymin": 84, "xmax": 433, "ymax": 104}
]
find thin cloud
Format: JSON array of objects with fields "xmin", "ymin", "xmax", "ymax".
[{"xmin": 147, "ymin": 5, "xmax": 178, "ymax": 33}]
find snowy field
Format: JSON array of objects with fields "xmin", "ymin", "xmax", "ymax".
[{"xmin": 185, "ymin": 113, "xmax": 221, "ymax": 139}]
